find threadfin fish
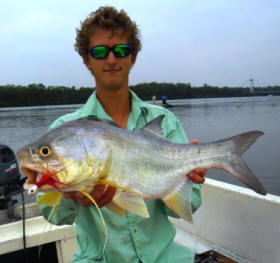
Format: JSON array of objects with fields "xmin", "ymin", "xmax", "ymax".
[{"xmin": 17, "ymin": 116, "xmax": 266, "ymax": 224}]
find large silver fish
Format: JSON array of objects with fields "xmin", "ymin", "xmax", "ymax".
[{"xmin": 17, "ymin": 116, "xmax": 266, "ymax": 223}]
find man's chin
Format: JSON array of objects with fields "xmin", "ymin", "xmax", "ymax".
[{"xmin": 101, "ymin": 80, "xmax": 128, "ymax": 92}]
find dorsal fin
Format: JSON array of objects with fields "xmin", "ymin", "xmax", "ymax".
[
  {"xmin": 142, "ymin": 115, "xmax": 165, "ymax": 138},
  {"xmin": 80, "ymin": 115, "xmax": 120, "ymax": 128}
]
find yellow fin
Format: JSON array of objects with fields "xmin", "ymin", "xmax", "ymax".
[
  {"xmin": 162, "ymin": 180, "xmax": 193, "ymax": 223},
  {"xmin": 37, "ymin": 192, "xmax": 63, "ymax": 206},
  {"xmin": 106, "ymin": 202, "xmax": 125, "ymax": 217},
  {"xmin": 113, "ymin": 191, "xmax": 149, "ymax": 218}
]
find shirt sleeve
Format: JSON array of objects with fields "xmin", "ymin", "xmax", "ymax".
[{"xmin": 161, "ymin": 110, "xmax": 202, "ymax": 218}]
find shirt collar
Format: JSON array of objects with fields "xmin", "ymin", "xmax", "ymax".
[
  {"xmin": 78, "ymin": 90, "xmax": 148, "ymax": 127},
  {"xmin": 78, "ymin": 91, "xmax": 112, "ymax": 121}
]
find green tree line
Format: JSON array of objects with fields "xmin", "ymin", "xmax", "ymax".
[{"xmin": 0, "ymin": 83, "xmax": 279, "ymax": 107}]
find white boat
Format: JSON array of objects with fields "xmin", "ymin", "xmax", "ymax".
[{"xmin": 0, "ymin": 178, "xmax": 279, "ymax": 263}]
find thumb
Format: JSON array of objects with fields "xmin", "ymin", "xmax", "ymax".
[{"xmin": 189, "ymin": 139, "xmax": 199, "ymax": 144}]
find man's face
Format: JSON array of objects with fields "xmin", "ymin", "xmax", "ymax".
[{"xmin": 84, "ymin": 29, "xmax": 136, "ymax": 91}]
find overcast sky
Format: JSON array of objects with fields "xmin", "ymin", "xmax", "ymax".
[{"xmin": 1, "ymin": 0, "xmax": 279, "ymax": 88}]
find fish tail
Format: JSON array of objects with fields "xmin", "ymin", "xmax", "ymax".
[
  {"xmin": 80, "ymin": 189, "xmax": 108, "ymax": 258},
  {"xmin": 218, "ymin": 131, "xmax": 267, "ymax": 195},
  {"xmin": 230, "ymin": 131, "xmax": 264, "ymax": 155}
]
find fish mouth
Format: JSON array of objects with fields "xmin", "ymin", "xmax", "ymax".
[{"xmin": 21, "ymin": 166, "xmax": 43, "ymax": 185}]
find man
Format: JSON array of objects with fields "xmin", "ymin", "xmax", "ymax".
[
  {"xmin": 161, "ymin": 94, "xmax": 167, "ymax": 105},
  {"xmin": 40, "ymin": 6, "xmax": 206, "ymax": 263}
]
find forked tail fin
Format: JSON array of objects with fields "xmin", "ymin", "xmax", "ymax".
[
  {"xmin": 162, "ymin": 131, "xmax": 266, "ymax": 224},
  {"xmin": 219, "ymin": 131, "xmax": 266, "ymax": 195},
  {"xmin": 231, "ymin": 131, "xmax": 264, "ymax": 155}
]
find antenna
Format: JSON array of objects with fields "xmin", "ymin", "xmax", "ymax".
[{"xmin": 250, "ymin": 79, "xmax": 254, "ymax": 94}]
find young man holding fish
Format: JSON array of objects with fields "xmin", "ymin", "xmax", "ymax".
[{"xmin": 40, "ymin": 6, "xmax": 206, "ymax": 263}]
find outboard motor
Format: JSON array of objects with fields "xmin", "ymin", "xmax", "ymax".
[{"xmin": 0, "ymin": 143, "xmax": 25, "ymax": 219}]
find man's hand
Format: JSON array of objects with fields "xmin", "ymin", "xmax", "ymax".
[
  {"xmin": 187, "ymin": 139, "xmax": 207, "ymax": 184},
  {"xmin": 64, "ymin": 184, "xmax": 116, "ymax": 207}
]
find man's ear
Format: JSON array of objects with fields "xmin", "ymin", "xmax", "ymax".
[
  {"xmin": 131, "ymin": 54, "xmax": 137, "ymax": 65},
  {"xmin": 83, "ymin": 58, "xmax": 95, "ymax": 76},
  {"xmin": 83, "ymin": 58, "xmax": 90, "ymax": 69}
]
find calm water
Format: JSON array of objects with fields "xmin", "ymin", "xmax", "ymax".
[{"xmin": 0, "ymin": 96, "xmax": 279, "ymax": 196}]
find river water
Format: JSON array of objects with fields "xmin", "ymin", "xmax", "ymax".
[{"xmin": 0, "ymin": 96, "xmax": 279, "ymax": 196}]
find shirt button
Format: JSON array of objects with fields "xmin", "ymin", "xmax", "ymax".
[{"xmin": 132, "ymin": 228, "xmax": 137, "ymax": 233}]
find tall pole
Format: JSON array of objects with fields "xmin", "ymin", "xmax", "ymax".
[{"xmin": 250, "ymin": 79, "xmax": 254, "ymax": 94}]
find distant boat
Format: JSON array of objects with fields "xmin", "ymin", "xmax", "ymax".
[{"xmin": 162, "ymin": 102, "xmax": 173, "ymax": 108}]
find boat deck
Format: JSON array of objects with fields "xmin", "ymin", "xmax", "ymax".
[{"xmin": 0, "ymin": 178, "xmax": 279, "ymax": 263}]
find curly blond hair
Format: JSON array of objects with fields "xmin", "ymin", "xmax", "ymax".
[{"xmin": 75, "ymin": 6, "xmax": 141, "ymax": 60}]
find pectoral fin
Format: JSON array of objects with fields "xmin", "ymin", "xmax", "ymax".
[
  {"xmin": 113, "ymin": 191, "xmax": 149, "ymax": 218},
  {"xmin": 162, "ymin": 179, "xmax": 193, "ymax": 223},
  {"xmin": 106, "ymin": 202, "xmax": 126, "ymax": 217},
  {"xmin": 37, "ymin": 192, "xmax": 63, "ymax": 206}
]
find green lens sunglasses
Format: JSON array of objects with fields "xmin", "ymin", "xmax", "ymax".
[{"xmin": 89, "ymin": 44, "xmax": 132, "ymax": 59}]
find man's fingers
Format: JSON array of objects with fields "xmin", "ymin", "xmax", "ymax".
[
  {"xmin": 189, "ymin": 139, "xmax": 199, "ymax": 145},
  {"xmin": 80, "ymin": 185, "xmax": 116, "ymax": 208},
  {"xmin": 188, "ymin": 171, "xmax": 205, "ymax": 184},
  {"xmin": 97, "ymin": 186, "xmax": 117, "ymax": 207},
  {"xmin": 187, "ymin": 139, "xmax": 207, "ymax": 184},
  {"xmin": 194, "ymin": 168, "xmax": 207, "ymax": 176},
  {"xmin": 81, "ymin": 184, "xmax": 107, "ymax": 207},
  {"xmin": 63, "ymin": 185, "xmax": 107, "ymax": 207},
  {"xmin": 91, "ymin": 184, "xmax": 106, "ymax": 200},
  {"xmin": 80, "ymin": 197, "xmax": 93, "ymax": 207}
]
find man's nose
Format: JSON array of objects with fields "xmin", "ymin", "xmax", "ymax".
[{"xmin": 106, "ymin": 50, "xmax": 117, "ymax": 65}]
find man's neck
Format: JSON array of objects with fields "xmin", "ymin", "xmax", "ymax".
[{"xmin": 96, "ymin": 86, "xmax": 131, "ymax": 128}]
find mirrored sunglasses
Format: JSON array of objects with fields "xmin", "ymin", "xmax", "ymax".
[{"xmin": 89, "ymin": 44, "xmax": 132, "ymax": 59}]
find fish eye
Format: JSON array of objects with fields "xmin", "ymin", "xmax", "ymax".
[{"xmin": 38, "ymin": 145, "xmax": 52, "ymax": 157}]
